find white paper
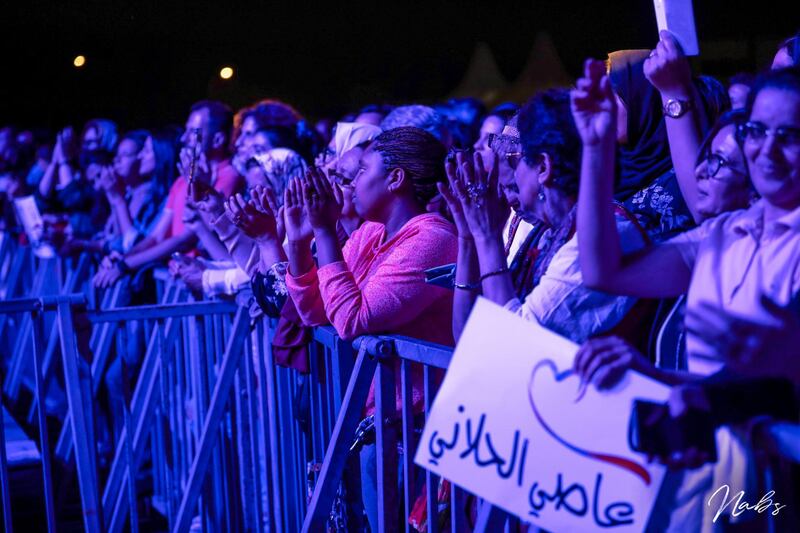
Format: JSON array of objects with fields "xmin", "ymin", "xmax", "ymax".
[
  {"xmin": 654, "ymin": 0, "xmax": 699, "ymax": 56},
  {"xmin": 13, "ymin": 195, "xmax": 44, "ymax": 244},
  {"xmin": 415, "ymin": 298, "xmax": 670, "ymax": 532}
]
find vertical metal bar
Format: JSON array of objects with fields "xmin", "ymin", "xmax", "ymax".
[
  {"xmin": 401, "ymin": 359, "xmax": 415, "ymax": 533},
  {"xmin": 425, "ymin": 366, "xmax": 440, "ymax": 533},
  {"xmin": 450, "ymin": 485, "xmax": 468, "ymax": 533},
  {"xmin": 156, "ymin": 320, "xmax": 175, "ymax": 530},
  {"xmin": 57, "ymin": 301, "xmax": 103, "ymax": 533},
  {"xmin": 0, "ymin": 395, "xmax": 13, "ymax": 533},
  {"xmin": 375, "ymin": 355, "xmax": 399, "ymax": 533},
  {"xmin": 118, "ymin": 323, "xmax": 139, "ymax": 533},
  {"xmin": 171, "ymin": 309, "xmax": 250, "ymax": 533},
  {"xmin": 258, "ymin": 319, "xmax": 282, "ymax": 532},
  {"xmin": 242, "ymin": 331, "xmax": 265, "ymax": 530},
  {"xmin": 32, "ymin": 309, "xmax": 57, "ymax": 532},
  {"xmin": 301, "ymin": 343, "xmax": 378, "ymax": 533}
]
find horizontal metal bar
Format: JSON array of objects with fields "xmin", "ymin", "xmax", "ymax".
[
  {"xmin": 311, "ymin": 325, "xmax": 339, "ymax": 348},
  {"xmin": 87, "ymin": 301, "xmax": 238, "ymax": 322},
  {"xmin": 354, "ymin": 334, "xmax": 453, "ymax": 369},
  {"xmin": 0, "ymin": 293, "xmax": 86, "ymax": 314}
]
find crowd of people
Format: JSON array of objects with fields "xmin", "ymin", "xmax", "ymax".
[{"xmin": 1, "ymin": 29, "xmax": 799, "ymax": 532}]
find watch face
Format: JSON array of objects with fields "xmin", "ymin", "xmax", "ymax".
[{"xmin": 666, "ymin": 100, "xmax": 682, "ymax": 117}]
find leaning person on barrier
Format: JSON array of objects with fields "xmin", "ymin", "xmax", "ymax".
[
  {"xmin": 93, "ymin": 100, "xmax": 245, "ymax": 288},
  {"xmin": 284, "ymin": 127, "xmax": 457, "ymax": 532}
]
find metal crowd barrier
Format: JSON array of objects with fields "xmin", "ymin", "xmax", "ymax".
[{"xmin": 0, "ymin": 240, "xmax": 797, "ymax": 533}]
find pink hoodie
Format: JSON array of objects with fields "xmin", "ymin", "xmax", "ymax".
[{"xmin": 286, "ymin": 212, "xmax": 457, "ymax": 413}]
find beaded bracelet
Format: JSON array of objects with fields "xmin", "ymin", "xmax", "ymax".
[{"xmin": 479, "ymin": 266, "xmax": 510, "ymax": 282}]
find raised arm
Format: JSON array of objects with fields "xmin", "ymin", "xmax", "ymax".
[
  {"xmin": 438, "ymin": 161, "xmax": 480, "ymax": 342},
  {"xmin": 645, "ymin": 30, "xmax": 705, "ymax": 223},
  {"xmin": 573, "ymin": 59, "xmax": 692, "ymax": 298},
  {"xmin": 450, "ymin": 151, "xmax": 515, "ymax": 307}
]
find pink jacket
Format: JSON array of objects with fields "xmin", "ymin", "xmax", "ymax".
[{"xmin": 286, "ymin": 213, "xmax": 458, "ymax": 413}]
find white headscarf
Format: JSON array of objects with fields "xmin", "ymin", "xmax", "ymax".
[{"xmin": 333, "ymin": 122, "xmax": 382, "ymax": 159}]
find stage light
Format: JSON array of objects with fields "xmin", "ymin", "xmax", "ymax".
[
  {"xmin": 219, "ymin": 66, "xmax": 234, "ymax": 80},
  {"xmin": 73, "ymin": 55, "xmax": 86, "ymax": 68}
]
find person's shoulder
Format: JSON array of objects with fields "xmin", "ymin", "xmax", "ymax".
[
  {"xmin": 408, "ymin": 213, "xmax": 457, "ymax": 238},
  {"xmin": 169, "ymin": 175, "xmax": 187, "ymax": 193},
  {"xmin": 215, "ymin": 159, "xmax": 245, "ymax": 191}
]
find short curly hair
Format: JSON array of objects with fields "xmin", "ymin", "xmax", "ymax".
[
  {"xmin": 371, "ymin": 126, "xmax": 447, "ymax": 207},
  {"xmin": 517, "ymin": 89, "xmax": 581, "ymax": 197}
]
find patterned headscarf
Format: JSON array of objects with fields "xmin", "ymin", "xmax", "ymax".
[{"xmin": 250, "ymin": 147, "xmax": 307, "ymax": 207}]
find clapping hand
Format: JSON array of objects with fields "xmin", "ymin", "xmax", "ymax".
[
  {"xmin": 571, "ymin": 59, "xmax": 617, "ymax": 146},
  {"xmin": 283, "ymin": 178, "xmax": 313, "ymax": 244},
  {"xmin": 302, "ymin": 167, "xmax": 343, "ymax": 232},
  {"xmin": 224, "ymin": 188, "xmax": 279, "ymax": 242},
  {"xmin": 442, "ymin": 151, "xmax": 507, "ymax": 241}
]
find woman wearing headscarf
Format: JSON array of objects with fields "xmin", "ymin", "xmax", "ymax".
[{"xmin": 608, "ymin": 48, "xmax": 729, "ymax": 241}]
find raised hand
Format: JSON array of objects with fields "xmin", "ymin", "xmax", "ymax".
[
  {"xmin": 439, "ymin": 158, "xmax": 474, "ymax": 239},
  {"xmin": 444, "ymin": 151, "xmax": 507, "ymax": 241},
  {"xmin": 302, "ymin": 167, "xmax": 343, "ymax": 232},
  {"xmin": 644, "ymin": 30, "xmax": 693, "ymax": 98},
  {"xmin": 224, "ymin": 191, "xmax": 279, "ymax": 242},
  {"xmin": 571, "ymin": 58, "xmax": 617, "ymax": 146},
  {"xmin": 98, "ymin": 165, "xmax": 124, "ymax": 199},
  {"xmin": 283, "ymin": 178, "xmax": 313, "ymax": 244},
  {"xmin": 253, "ymin": 185, "xmax": 285, "ymax": 242},
  {"xmin": 195, "ymin": 188, "xmax": 225, "ymax": 226}
]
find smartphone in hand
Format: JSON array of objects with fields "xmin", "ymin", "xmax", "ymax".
[{"xmin": 628, "ymin": 399, "xmax": 717, "ymax": 461}]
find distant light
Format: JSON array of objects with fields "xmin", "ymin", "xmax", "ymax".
[
  {"xmin": 73, "ymin": 55, "xmax": 86, "ymax": 68},
  {"xmin": 219, "ymin": 66, "xmax": 234, "ymax": 80}
]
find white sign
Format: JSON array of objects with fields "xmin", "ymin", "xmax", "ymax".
[
  {"xmin": 654, "ymin": 0, "xmax": 699, "ymax": 56},
  {"xmin": 13, "ymin": 195, "xmax": 44, "ymax": 244},
  {"xmin": 415, "ymin": 298, "xmax": 670, "ymax": 532}
]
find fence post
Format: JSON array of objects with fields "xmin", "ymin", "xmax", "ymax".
[
  {"xmin": 374, "ymin": 341, "xmax": 399, "ymax": 533},
  {"xmin": 301, "ymin": 339, "xmax": 379, "ymax": 532},
  {"xmin": 172, "ymin": 308, "xmax": 250, "ymax": 533},
  {"xmin": 57, "ymin": 300, "xmax": 103, "ymax": 533},
  {"xmin": 31, "ymin": 308, "xmax": 57, "ymax": 532}
]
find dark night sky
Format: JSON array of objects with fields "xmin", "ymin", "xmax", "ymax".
[{"xmin": 1, "ymin": 1, "xmax": 798, "ymax": 131}]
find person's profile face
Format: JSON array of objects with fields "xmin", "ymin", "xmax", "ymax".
[
  {"xmin": 82, "ymin": 127, "xmax": 101, "ymax": 152},
  {"xmin": 744, "ymin": 88, "xmax": 800, "ymax": 210},
  {"xmin": 138, "ymin": 136, "xmax": 156, "ymax": 177},
  {"xmin": 113, "ymin": 138, "xmax": 141, "ymax": 184},
  {"xmin": 513, "ymin": 157, "xmax": 543, "ymax": 223},
  {"xmin": 694, "ymin": 125, "xmax": 751, "ymax": 220},
  {"xmin": 728, "ymin": 84, "xmax": 751, "ymax": 110},
  {"xmin": 351, "ymin": 145, "xmax": 390, "ymax": 220},
  {"xmin": 235, "ymin": 116, "xmax": 258, "ymax": 153},
  {"xmin": 181, "ymin": 109, "xmax": 210, "ymax": 151}
]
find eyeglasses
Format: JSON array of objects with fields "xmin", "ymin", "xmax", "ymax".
[
  {"xmin": 740, "ymin": 121, "xmax": 800, "ymax": 151},
  {"xmin": 705, "ymin": 153, "xmax": 747, "ymax": 180}
]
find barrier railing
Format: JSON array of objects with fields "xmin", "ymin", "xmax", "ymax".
[{"xmin": 0, "ymin": 240, "xmax": 797, "ymax": 532}]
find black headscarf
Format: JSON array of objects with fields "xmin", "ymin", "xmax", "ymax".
[{"xmin": 609, "ymin": 50, "xmax": 730, "ymax": 201}]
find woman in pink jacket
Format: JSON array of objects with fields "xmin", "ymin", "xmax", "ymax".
[{"xmin": 284, "ymin": 126, "xmax": 457, "ymax": 531}]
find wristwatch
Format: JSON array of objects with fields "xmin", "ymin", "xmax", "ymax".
[{"xmin": 663, "ymin": 98, "xmax": 694, "ymax": 118}]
